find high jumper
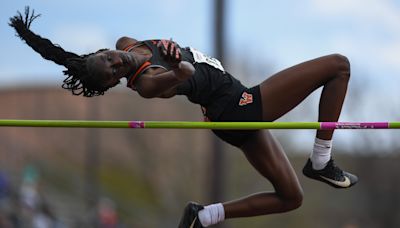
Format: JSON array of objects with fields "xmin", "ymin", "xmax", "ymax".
[{"xmin": 10, "ymin": 7, "xmax": 357, "ymax": 228}]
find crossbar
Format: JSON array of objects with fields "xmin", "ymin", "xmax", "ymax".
[{"xmin": 0, "ymin": 119, "xmax": 399, "ymax": 130}]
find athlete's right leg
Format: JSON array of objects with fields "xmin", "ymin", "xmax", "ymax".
[
  {"xmin": 258, "ymin": 53, "xmax": 351, "ymax": 139},
  {"xmin": 257, "ymin": 54, "xmax": 357, "ymax": 188}
]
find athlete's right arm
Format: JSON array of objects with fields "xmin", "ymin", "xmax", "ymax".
[{"xmin": 134, "ymin": 61, "xmax": 195, "ymax": 98}]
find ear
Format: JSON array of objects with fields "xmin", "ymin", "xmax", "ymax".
[{"xmin": 116, "ymin": 36, "xmax": 138, "ymax": 50}]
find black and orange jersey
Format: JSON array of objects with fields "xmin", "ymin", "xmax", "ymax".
[
  {"xmin": 124, "ymin": 39, "xmax": 194, "ymax": 88},
  {"xmin": 125, "ymin": 39, "xmax": 246, "ymax": 120}
]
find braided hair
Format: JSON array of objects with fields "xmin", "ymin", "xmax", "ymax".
[{"xmin": 9, "ymin": 7, "xmax": 110, "ymax": 97}]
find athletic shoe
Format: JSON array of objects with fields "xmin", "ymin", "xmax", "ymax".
[
  {"xmin": 178, "ymin": 202, "xmax": 204, "ymax": 228},
  {"xmin": 302, "ymin": 158, "xmax": 358, "ymax": 188}
]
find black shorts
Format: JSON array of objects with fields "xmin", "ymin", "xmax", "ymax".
[{"xmin": 208, "ymin": 85, "xmax": 263, "ymax": 148}]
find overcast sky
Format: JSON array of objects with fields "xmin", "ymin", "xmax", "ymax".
[
  {"xmin": 2, "ymin": 0, "xmax": 400, "ymax": 84},
  {"xmin": 1, "ymin": 0, "xmax": 400, "ymax": 151}
]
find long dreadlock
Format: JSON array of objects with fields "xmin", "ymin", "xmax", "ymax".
[{"xmin": 9, "ymin": 6, "xmax": 109, "ymax": 97}]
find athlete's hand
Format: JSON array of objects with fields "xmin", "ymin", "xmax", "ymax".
[{"xmin": 157, "ymin": 39, "xmax": 182, "ymax": 68}]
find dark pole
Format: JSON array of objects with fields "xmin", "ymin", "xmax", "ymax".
[
  {"xmin": 211, "ymin": 0, "xmax": 226, "ymax": 206},
  {"xmin": 85, "ymin": 99, "xmax": 100, "ymax": 226}
]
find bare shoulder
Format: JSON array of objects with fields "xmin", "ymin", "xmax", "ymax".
[{"xmin": 116, "ymin": 36, "xmax": 138, "ymax": 50}]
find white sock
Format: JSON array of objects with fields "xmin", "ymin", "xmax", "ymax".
[
  {"xmin": 198, "ymin": 203, "xmax": 225, "ymax": 227},
  {"xmin": 310, "ymin": 138, "xmax": 332, "ymax": 170}
]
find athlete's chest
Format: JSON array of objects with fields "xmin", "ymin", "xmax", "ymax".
[{"xmin": 143, "ymin": 66, "xmax": 168, "ymax": 77}]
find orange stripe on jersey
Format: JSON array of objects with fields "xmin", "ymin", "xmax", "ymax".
[{"xmin": 127, "ymin": 61, "xmax": 151, "ymax": 88}]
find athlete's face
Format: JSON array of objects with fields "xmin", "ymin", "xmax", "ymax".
[{"xmin": 86, "ymin": 50, "xmax": 138, "ymax": 88}]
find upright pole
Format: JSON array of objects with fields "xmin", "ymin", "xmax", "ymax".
[
  {"xmin": 211, "ymin": 0, "xmax": 226, "ymax": 216},
  {"xmin": 85, "ymin": 99, "xmax": 100, "ymax": 226}
]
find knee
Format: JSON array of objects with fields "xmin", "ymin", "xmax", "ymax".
[
  {"xmin": 329, "ymin": 53, "xmax": 351, "ymax": 80},
  {"xmin": 282, "ymin": 188, "xmax": 304, "ymax": 211},
  {"xmin": 289, "ymin": 190, "xmax": 304, "ymax": 210}
]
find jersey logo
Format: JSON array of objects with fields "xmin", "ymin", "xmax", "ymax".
[{"xmin": 239, "ymin": 92, "xmax": 253, "ymax": 106}]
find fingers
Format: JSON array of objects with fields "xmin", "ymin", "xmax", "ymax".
[
  {"xmin": 167, "ymin": 39, "xmax": 173, "ymax": 57},
  {"xmin": 166, "ymin": 39, "xmax": 178, "ymax": 59},
  {"xmin": 176, "ymin": 48, "xmax": 182, "ymax": 61},
  {"xmin": 168, "ymin": 39, "xmax": 181, "ymax": 61},
  {"xmin": 157, "ymin": 40, "xmax": 168, "ymax": 56},
  {"xmin": 157, "ymin": 39, "xmax": 182, "ymax": 66}
]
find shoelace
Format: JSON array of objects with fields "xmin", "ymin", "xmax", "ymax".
[{"xmin": 325, "ymin": 159, "xmax": 345, "ymax": 179}]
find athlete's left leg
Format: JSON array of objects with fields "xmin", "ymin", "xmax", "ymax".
[
  {"xmin": 178, "ymin": 130, "xmax": 303, "ymax": 228},
  {"xmin": 223, "ymin": 130, "xmax": 303, "ymax": 218}
]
